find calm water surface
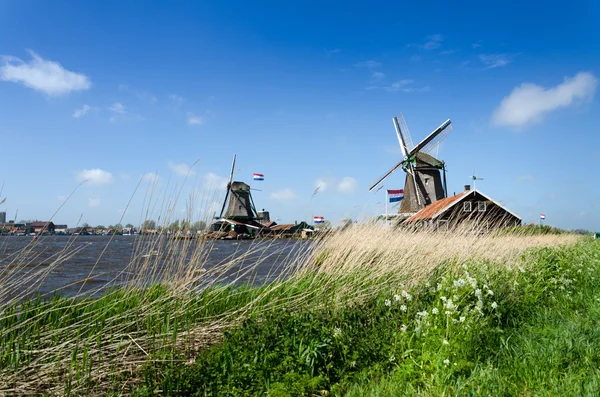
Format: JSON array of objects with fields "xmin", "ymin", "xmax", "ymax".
[{"xmin": 0, "ymin": 236, "xmax": 311, "ymax": 299}]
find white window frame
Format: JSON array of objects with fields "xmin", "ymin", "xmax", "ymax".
[
  {"xmin": 478, "ymin": 201, "xmax": 487, "ymax": 212},
  {"xmin": 463, "ymin": 202, "xmax": 472, "ymax": 212}
]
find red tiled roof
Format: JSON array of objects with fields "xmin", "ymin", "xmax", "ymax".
[{"xmin": 405, "ymin": 191, "xmax": 470, "ymax": 222}]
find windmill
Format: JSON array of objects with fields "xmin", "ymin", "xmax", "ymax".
[
  {"xmin": 218, "ymin": 154, "xmax": 259, "ymax": 222},
  {"xmin": 369, "ymin": 113, "xmax": 452, "ymax": 217}
]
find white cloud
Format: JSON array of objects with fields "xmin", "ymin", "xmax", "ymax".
[
  {"xmin": 371, "ymin": 71, "xmax": 385, "ymax": 82},
  {"xmin": 88, "ymin": 197, "xmax": 101, "ymax": 208},
  {"xmin": 472, "ymin": 41, "xmax": 483, "ymax": 49},
  {"xmin": 314, "ymin": 178, "xmax": 329, "ymax": 192},
  {"xmin": 478, "ymin": 54, "xmax": 513, "ymax": 69},
  {"xmin": 270, "ymin": 188, "xmax": 296, "ymax": 200},
  {"xmin": 492, "ymin": 72, "xmax": 598, "ymax": 127},
  {"xmin": 109, "ymin": 102, "xmax": 126, "ymax": 114},
  {"xmin": 204, "ymin": 172, "xmax": 228, "ymax": 190},
  {"xmin": 187, "ymin": 112, "xmax": 204, "ymax": 125},
  {"xmin": 0, "ymin": 50, "xmax": 91, "ymax": 95},
  {"xmin": 168, "ymin": 94, "xmax": 184, "ymax": 106},
  {"xmin": 168, "ymin": 161, "xmax": 196, "ymax": 176},
  {"xmin": 76, "ymin": 169, "xmax": 114, "ymax": 186},
  {"xmin": 57, "ymin": 195, "xmax": 67, "ymax": 203},
  {"xmin": 118, "ymin": 84, "xmax": 157, "ymax": 104},
  {"xmin": 142, "ymin": 172, "xmax": 161, "ymax": 184},
  {"xmin": 337, "ymin": 177, "xmax": 358, "ymax": 194},
  {"xmin": 354, "ymin": 60, "xmax": 382, "ymax": 69},
  {"xmin": 378, "ymin": 80, "xmax": 429, "ymax": 93},
  {"xmin": 72, "ymin": 104, "xmax": 90, "ymax": 118},
  {"xmin": 423, "ymin": 34, "xmax": 443, "ymax": 50}
]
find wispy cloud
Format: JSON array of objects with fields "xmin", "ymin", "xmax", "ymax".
[
  {"xmin": 314, "ymin": 178, "xmax": 330, "ymax": 192},
  {"xmin": 492, "ymin": 72, "xmax": 598, "ymax": 127},
  {"xmin": 270, "ymin": 188, "xmax": 296, "ymax": 200},
  {"xmin": 168, "ymin": 94, "xmax": 184, "ymax": 107},
  {"xmin": 471, "ymin": 41, "xmax": 483, "ymax": 49},
  {"xmin": 337, "ymin": 177, "xmax": 358, "ymax": 194},
  {"xmin": 168, "ymin": 161, "xmax": 196, "ymax": 176},
  {"xmin": 118, "ymin": 84, "xmax": 157, "ymax": 104},
  {"xmin": 371, "ymin": 71, "xmax": 386, "ymax": 82},
  {"xmin": 422, "ymin": 34, "xmax": 443, "ymax": 50},
  {"xmin": 88, "ymin": 197, "xmax": 101, "ymax": 208},
  {"xmin": 354, "ymin": 60, "xmax": 382, "ymax": 69},
  {"xmin": 187, "ymin": 112, "xmax": 204, "ymax": 125},
  {"xmin": 142, "ymin": 172, "xmax": 161, "ymax": 184},
  {"xmin": 377, "ymin": 79, "xmax": 429, "ymax": 93},
  {"xmin": 109, "ymin": 102, "xmax": 126, "ymax": 114},
  {"xmin": 72, "ymin": 104, "xmax": 90, "ymax": 118},
  {"xmin": 326, "ymin": 48, "xmax": 342, "ymax": 55},
  {"xmin": 0, "ymin": 50, "xmax": 91, "ymax": 95},
  {"xmin": 440, "ymin": 49, "xmax": 457, "ymax": 55},
  {"xmin": 76, "ymin": 169, "xmax": 114, "ymax": 186},
  {"xmin": 203, "ymin": 172, "xmax": 228, "ymax": 190},
  {"xmin": 478, "ymin": 54, "xmax": 514, "ymax": 69}
]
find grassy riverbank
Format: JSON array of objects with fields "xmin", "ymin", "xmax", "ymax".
[{"xmin": 0, "ymin": 226, "xmax": 595, "ymax": 396}]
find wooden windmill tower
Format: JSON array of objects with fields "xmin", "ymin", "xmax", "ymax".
[
  {"xmin": 218, "ymin": 154, "xmax": 259, "ymax": 222},
  {"xmin": 369, "ymin": 113, "xmax": 452, "ymax": 217}
]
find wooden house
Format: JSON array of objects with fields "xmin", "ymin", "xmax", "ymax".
[
  {"xmin": 404, "ymin": 186, "xmax": 521, "ymax": 230},
  {"xmin": 30, "ymin": 221, "xmax": 55, "ymax": 235}
]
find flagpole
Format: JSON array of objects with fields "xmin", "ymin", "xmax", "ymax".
[{"xmin": 385, "ymin": 190, "xmax": 389, "ymax": 227}]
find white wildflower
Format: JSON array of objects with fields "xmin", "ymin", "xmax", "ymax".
[
  {"xmin": 445, "ymin": 310, "xmax": 452, "ymax": 315},
  {"xmin": 443, "ymin": 339, "xmax": 449, "ymax": 345},
  {"xmin": 401, "ymin": 290, "xmax": 412, "ymax": 301},
  {"xmin": 389, "ymin": 355, "xmax": 396, "ymax": 363},
  {"xmin": 437, "ymin": 283, "xmax": 443, "ymax": 291},
  {"xmin": 431, "ymin": 307, "xmax": 439, "ymax": 315},
  {"xmin": 441, "ymin": 296, "xmax": 448, "ymax": 302},
  {"xmin": 474, "ymin": 289, "xmax": 482, "ymax": 297},
  {"xmin": 400, "ymin": 324, "xmax": 407, "ymax": 332},
  {"xmin": 385, "ymin": 299, "xmax": 391, "ymax": 307},
  {"xmin": 443, "ymin": 359, "xmax": 450, "ymax": 366},
  {"xmin": 453, "ymin": 278, "xmax": 465, "ymax": 288},
  {"xmin": 333, "ymin": 327, "xmax": 342, "ymax": 338},
  {"xmin": 491, "ymin": 301, "xmax": 498, "ymax": 309},
  {"xmin": 459, "ymin": 316, "xmax": 466, "ymax": 323},
  {"xmin": 417, "ymin": 310, "xmax": 429, "ymax": 317},
  {"xmin": 394, "ymin": 294, "xmax": 401, "ymax": 301},
  {"xmin": 400, "ymin": 304, "xmax": 407, "ymax": 312},
  {"xmin": 487, "ymin": 289, "xmax": 494, "ymax": 296}
]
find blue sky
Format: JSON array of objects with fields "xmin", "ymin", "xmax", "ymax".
[{"xmin": 0, "ymin": 0, "xmax": 598, "ymax": 230}]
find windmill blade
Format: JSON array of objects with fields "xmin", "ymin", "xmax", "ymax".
[
  {"xmin": 218, "ymin": 154, "xmax": 236, "ymax": 218},
  {"xmin": 0, "ymin": 197, "xmax": 5, "ymax": 206},
  {"xmin": 368, "ymin": 160, "xmax": 404, "ymax": 191},
  {"xmin": 393, "ymin": 114, "xmax": 414, "ymax": 157},
  {"xmin": 410, "ymin": 119, "xmax": 452, "ymax": 156}
]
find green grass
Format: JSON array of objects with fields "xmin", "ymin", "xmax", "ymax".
[
  {"xmin": 1, "ymin": 235, "xmax": 598, "ymax": 396},
  {"xmin": 129, "ymin": 240, "xmax": 600, "ymax": 396}
]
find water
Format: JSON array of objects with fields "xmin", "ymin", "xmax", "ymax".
[{"xmin": 0, "ymin": 235, "xmax": 311, "ymax": 299}]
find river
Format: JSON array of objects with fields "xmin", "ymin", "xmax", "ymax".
[{"xmin": 0, "ymin": 235, "xmax": 312, "ymax": 300}]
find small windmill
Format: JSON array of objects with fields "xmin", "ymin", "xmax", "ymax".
[
  {"xmin": 369, "ymin": 113, "xmax": 452, "ymax": 217},
  {"xmin": 471, "ymin": 170, "xmax": 484, "ymax": 190},
  {"xmin": 218, "ymin": 154, "xmax": 259, "ymax": 221}
]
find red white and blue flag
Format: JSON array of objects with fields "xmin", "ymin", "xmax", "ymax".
[
  {"xmin": 253, "ymin": 173, "xmax": 264, "ymax": 181},
  {"xmin": 313, "ymin": 216, "xmax": 325, "ymax": 224},
  {"xmin": 540, "ymin": 213, "xmax": 546, "ymax": 220},
  {"xmin": 387, "ymin": 189, "xmax": 404, "ymax": 203}
]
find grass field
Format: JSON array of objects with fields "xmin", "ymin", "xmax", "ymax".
[{"xmin": 0, "ymin": 224, "xmax": 597, "ymax": 396}]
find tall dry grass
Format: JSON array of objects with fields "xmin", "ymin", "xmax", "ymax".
[{"xmin": 0, "ymin": 193, "xmax": 581, "ymax": 395}]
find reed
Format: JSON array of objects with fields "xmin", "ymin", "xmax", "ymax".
[{"xmin": 0, "ymin": 189, "xmax": 587, "ymax": 395}]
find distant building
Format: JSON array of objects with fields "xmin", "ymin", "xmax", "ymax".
[
  {"xmin": 30, "ymin": 221, "xmax": 55, "ymax": 235},
  {"xmin": 0, "ymin": 212, "xmax": 5, "ymax": 223},
  {"xmin": 54, "ymin": 224, "xmax": 69, "ymax": 235}
]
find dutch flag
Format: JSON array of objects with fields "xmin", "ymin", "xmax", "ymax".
[
  {"xmin": 313, "ymin": 216, "xmax": 325, "ymax": 224},
  {"xmin": 387, "ymin": 189, "xmax": 404, "ymax": 203},
  {"xmin": 253, "ymin": 173, "xmax": 264, "ymax": 181},
  {"xmin": 540, "ymin": 213, "xmax": 546, "ymax": 220}
]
